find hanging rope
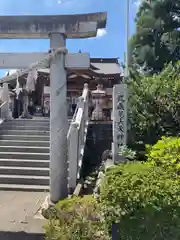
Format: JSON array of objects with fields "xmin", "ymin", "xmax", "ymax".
[
  {"xmin": 0, "ymin": 47, "xmax": 67, "ymax": 84},
  {"xmin": 26, "ymin": 69, "xmax": 38, "ymax": 92},
  {"xmin": 14, "ymin": 71, "xmax": 22, "ymax": 99}
]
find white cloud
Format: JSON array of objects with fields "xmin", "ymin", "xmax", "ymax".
[
  {"xmin": 87, "ymin": 29, "xmax": 107, "ymax": 40},
  {"xmin": 134, "ymin": 0, "xmax": 141, "ymax": 8},
  {"xmin": 57, "ymin": 0, "xmax": 71, "ymax": 5},
  {"xmin": 97, "ymin": 29, "xmax": 107, "ymax": 38},
  {"xmin": 55, "ymin": 0, "xmax": 93, "ymax": 13},
  {"xmin": 42, "ymin": 0, "xmax": 73, "ymax": 8}
]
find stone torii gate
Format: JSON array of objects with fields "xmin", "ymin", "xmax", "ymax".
[{"xmin": 0, "ymin": 12, "xmax": 107, "ymax": 202}]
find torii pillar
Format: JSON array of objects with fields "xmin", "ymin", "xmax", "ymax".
[
  {"xmin": 0, "ymin": 12, "xmax": 107, "ymax": 202},
  {"xmin": 49, "ymin": 33, "xmax": 68, "ymax": 202}
]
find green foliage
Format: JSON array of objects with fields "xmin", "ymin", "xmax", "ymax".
[
  {"xmin": 146, "ymin": 136, "xmax": 180, "ymax": 172},
  {"xmin": 129, "ymin": 0, "xmax": 180, "ymax": 73},
  {"xmin": 128, "ymin": 61, "xmax": 180, "ymax": 145},
  {"xmin": 44, "ymin": 195, "xmax": 107, "ymax": 240},
  {"xmin": 100, "ymin": 162, "xmax": 180, "ymax": 240},
  {"xmin": 118, "ymin": 145, "xmax": 136, "ymax": 160}
]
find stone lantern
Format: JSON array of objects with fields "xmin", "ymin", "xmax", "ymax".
[{"xmin": 91, "ymin": 84, "xmax": 106, "ymax": 120}]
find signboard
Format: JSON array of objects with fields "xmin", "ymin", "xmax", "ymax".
[{"xmin": 112, "ymin": 84, "xmax": 127, "ymax": 163}]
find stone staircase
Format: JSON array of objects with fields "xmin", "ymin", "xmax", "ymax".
[{"xmin": 0, "ymin": 118, "xmax": 50, "ymax": 192}]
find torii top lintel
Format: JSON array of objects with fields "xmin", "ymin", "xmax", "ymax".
[{"xmin": 0, "ymin": 12, "xmax": 107, "ymax": 39}]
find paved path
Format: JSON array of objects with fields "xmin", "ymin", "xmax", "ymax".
[{"xmin": 0, "ymin": 191, "xmax": 48, "ymax": 239}]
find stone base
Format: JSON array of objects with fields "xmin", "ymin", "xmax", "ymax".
[
  {"xmin": 40, "ymin": 195, "xmax": 55, "ymax": 220},
  {"xmin": 20, "ymin": 110, "xmax": 33, "ymax": 119}
]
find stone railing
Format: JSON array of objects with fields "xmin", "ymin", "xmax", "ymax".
[
  {"xmin": 0, "ymin": 83, "xmax": 10, "ymax": 120},
  {"xmin": 67, "ymin": 83, "xmax": 89, "ymax": 191},
  {"xmin": 0, "ymin": 100, "xmax": 9, "ymax": 120}
]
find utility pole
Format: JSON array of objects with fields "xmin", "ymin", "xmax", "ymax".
[
  {"xmin": 112, "ymin": 1, "xmax": 129, "ymax": 162},
  {"xmin": 125, "ymin": 0, "xmax": 130, "ymax": 82}
]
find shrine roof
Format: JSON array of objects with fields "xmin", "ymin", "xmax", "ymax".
[
  {"xmin": 4, "ymin": 58, "xmax": 121, "ymax": 86},
  {"xmin": 90, "ymin": 58, "xmax": 119, "ymax": 63},
  {"xmin": 38, "ymin": 57, "xmax": 121, "ymax": 76},
  {"xmin": 90, "ymin": 58, "xmax": 121, "ymax": 75}
]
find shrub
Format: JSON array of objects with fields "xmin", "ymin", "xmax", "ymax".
[
  {"xmin": 100, "ymin": 162, "xmax": 180, "ymax": 240},
  {"xmin": 146, "ymin": 136, "xmax": 180, "ymax": 172},
  {"xmin": 128, "ymin": 61, "xmax": 180, "ymax": 146},
  {"xmin": 44, "ymin": 195, "xmax": 108, "ymax": 240},
  {"xmin": 118, "ymin": 145, "xmax": 136, "ymax": 161}
]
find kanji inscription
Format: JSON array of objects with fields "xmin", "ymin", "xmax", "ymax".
[{"xmin": 112, "ymin": 84, "xmax": 127, "ymax": 162}]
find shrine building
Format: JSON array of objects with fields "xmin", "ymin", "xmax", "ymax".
[{"xmin": 6, "ymin": 57, "xmax": 122, "ymax": 119}]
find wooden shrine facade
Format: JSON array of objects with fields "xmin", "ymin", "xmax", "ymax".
[
  {"xmin": 40, "ymin": 57, "xmax": 122, "ymax": 116},
  {"xmin": 7, "ymin": 57, "xmax": 122, "ymax": 118}
]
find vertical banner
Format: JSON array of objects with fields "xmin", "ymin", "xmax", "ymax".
[{"xmin": 112, "ymin": 84, "xmax": 128, "ymax": 163}]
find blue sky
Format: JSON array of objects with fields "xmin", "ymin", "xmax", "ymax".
[{"xmin": 0, "ymin": 0, "xmax": 139, "ymax": 76}]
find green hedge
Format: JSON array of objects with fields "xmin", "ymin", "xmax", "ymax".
[
  {"xmin": 100, "ymin": 162, "xmax": 180, "ymax": 240},
  {"xmin": 146, "ymin": 136, "xmax": 180, "ymax": 172},
  {"xmin": 44, "ymin": 195, "xmax": 108, "ymax": 240}
]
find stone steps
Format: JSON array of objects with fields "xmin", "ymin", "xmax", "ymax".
[
  {"xmin": 0, "ymin": 119, "xmax": 50, "ymax": 191},
  {"xmin": 0, "ymin": 183, "xmax": 49, "ymax": 192},
  {"xmin": 0, "ymin": 135, "xmax": 50, "ymax": 141},
  {"xmin": 0, "ymin": 140, "xmax": 49, "ymax": 147},
  {"xmin": 0, "ymin": 152, "xmax": 49, "ymax": 160},
  {"xmin": 0, "ymin": 130, "xmax": 49, "ymax": 136},
  {"xmin": 0, "ymin": 146, "xmax": 50, "ymax": 153},
  {"xmin": 4, "ymin": 119, "xmax": 50, "ymax": 125},
  {"xmin": 0, "ymin": 174, "xmax": 49, "ymax": 185},
  {"xmin": 0, "ymin": 159, "xmax": 49, "ymax": 168},
  {"xmin": 7, "ymin": 118, "xmax": 50, "ymax": 124},
  {"xmin": 0, "ymin": 166, "xmax": 49, "ymax": 176},
  {"xmin": 1, "ymin": 125, "xmax": 50, "ymax": 131}
]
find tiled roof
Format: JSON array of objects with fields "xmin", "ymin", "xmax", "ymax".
[
  {"xmin": 90, "ymin": 62, "xmax": 121, "ymax": 75},
  {"xmin": 38, "ymin": 58, "xmax": 121, "ymax": 76},
  {"xmin": 7, "ymin": 58, "xmax": 122, "ymax": 78}
]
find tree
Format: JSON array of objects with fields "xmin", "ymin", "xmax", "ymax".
[
  {"xmin": 128, "ymin": 61, "xmax": 180, "ymax": 146},
  {"xmin": 129, "ymin": 0, "xmax": 180, "ymax": 74}
]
